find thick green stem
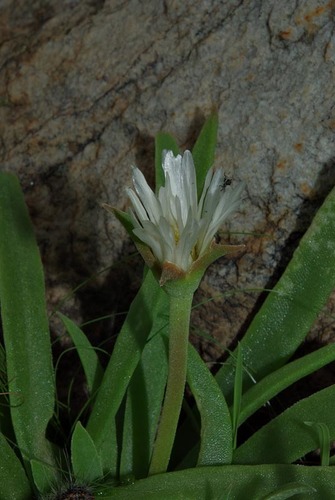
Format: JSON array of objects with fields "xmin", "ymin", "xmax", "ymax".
[{"xmin": 149, "ymin": 291, "xmax": 194, "ymax": 475}]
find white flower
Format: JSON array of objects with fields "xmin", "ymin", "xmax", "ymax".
[{"xmin": 126, "ymin": 150, "xmax": 243, "ymax": 273}]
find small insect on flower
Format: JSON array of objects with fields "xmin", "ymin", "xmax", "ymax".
[{"xmin": 220, "ymin": 174, "xmax": 232, "ymax": 191}]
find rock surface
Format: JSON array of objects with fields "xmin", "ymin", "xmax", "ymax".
[{"xmin": 1, "ymin": 0, "xmax": 334, "ymax": 355}]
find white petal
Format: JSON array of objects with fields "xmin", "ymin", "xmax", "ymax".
[
  {"xmin": 126, "ymin": 188, "xmax": 148, "ymax": 222},
  {"xmin": 198, "ymin": 182, "xmax": 244, "ymax": 254},
  {"xmin": 182, "ymin": 150, "xmax": 198, "ymax": 217},
  {"xmin": 176, "ymin": 215, "xmax": 200, "ymax": 270},
  {"xmin": 133, "ymin": 221, "xmax": 165, "ymax": 262},
  {"xmin": 132, "ymin": 167, "xmax": 162, "ymax": 224}
]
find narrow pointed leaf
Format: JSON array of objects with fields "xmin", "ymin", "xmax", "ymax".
[
  {"xmin": 216, "ymin": 185, "xmax": 335, "ymax": 403},
  {"xmin": 120, "ymin": 332, "xmax": 168, "ymax": 480},
  {"xmin": 0, "ymin": 173, "xmax": 55, "ymax": 469},
  {"xmin": 58, "ymin": 313, "xmax": 104, "ymax": 395},
  {"xmin": 187, "ymin": 344, "xmax": 232, "ymax": 466},
  {"xmin": 87, "ymin": 270, "xmax": 168, "ymax": 474},
  {"xmin": 234, "ymin": 384, "xmax": 335, "ymax": 465},
  {"xmin": 237, "ymin": 343, "xmax": 335, "ymax": 427}
]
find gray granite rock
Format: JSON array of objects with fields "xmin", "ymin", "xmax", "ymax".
[{"xmin": 0, "ymin": 0, "xmax": 334, "ymax": 352}]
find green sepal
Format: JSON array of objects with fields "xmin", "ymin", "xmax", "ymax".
[
  {"xmin": 159, "ymin": 242, "xmax": 244, "ymax": 289},
  {"xmin": 103, "ymin": 205, "xmax": 160, "ymax": 271},
  {"xmin": 102, "ymin": 205, "xmax": 135, "ymax": 237},
  {"xmin": 177, "ymin": 241, "xmax": 244, "ymax": 289},
  {"xmin": 197, "ymin": 239, "xmax": 244, "ymax": 268}
]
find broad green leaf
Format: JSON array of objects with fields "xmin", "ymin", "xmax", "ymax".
[
  {"xmin": 233, "ymin": 384, "xmax": 335, "ymax": 465},
  {"xmin": 87, "ymin": 270, "xmax": 167, "ymax": 474},
  {"xmin": 120, "ymin": 332, "xmax": 168, "ymax": 480},
  {"xmin": 216, "ymin": 185, "xmax": 335, "ymax": 403},
  {"xmin": 71, "ymin": 421, "xmax": 103, "ymax": 483},
  {"xmin": 187, "ymin": 344, "xmax": 232, "ymax": 466},
  {"xmin": 0, "ymin": 432, "xmax": 32, "ymax": 499},
  {"xmin": 192, "ymin": 112, "xmax": 218, "ymax": 198},
  {"xmin": 95, "ymin": 463, "xmax": 335, "ymax": 499},
  {"xmin": 155, "ymin": 132, "xmax": 179, "ymax": 191},
  {"xmin": 238, "ymin": 343, "xmax": 335, "ymax": 427},
  {"xmin": 0, "ymin": 174, "xmax": 55, "ymax": 469},
  {"xmin": 58, "ymin": 313, "xmax": 104, "ymax": 395}
]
